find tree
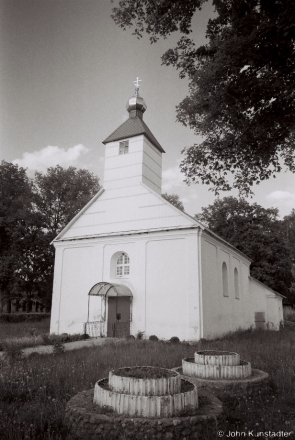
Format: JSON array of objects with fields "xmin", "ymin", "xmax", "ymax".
[
  {"xmin": 280, "ymin": 209, "xmax": 295, "ymax": 303},
  {"xmin": 0, "ymin": 161, "xmax": 33, "ymax": 311},
  {"xmin": 196, "ymin": 197, "xmax": 294, "ymax": 299},
  {"xmin": 0, "ymin": 163, "xmax": 100, "ymax": 312},
  {"xmin": 162, "ymin": 192, "xmax": 185, "ymax": 211},
  {"xmin": 33, "ymin": 166, "xmax": 100, "ymax": 238},
  {"xmin": 281, "ymin": 209, "xmax": 295, "ymax": 263},
  {"xmin": 112, "ymin": 0, "xmax": 295, "ymax": 195},
  {"xmin": 32, "ymin": 166, "xmax": 100, "ymax": 307}
]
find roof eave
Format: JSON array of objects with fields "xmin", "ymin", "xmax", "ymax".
[{"xmin": 103, "ymin": 132, "xmax": 165, "ymax": 153}]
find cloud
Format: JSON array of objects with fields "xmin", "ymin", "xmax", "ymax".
[
  {"xmin": 181, "ymin": 193, "xmax": 198, "ymax": 205},
  {"xmin": 13, "ymin": 144, "xmax": 90, "ymax": 173},
  {"xmin": 267, "ymin": 190, "xmax": 295, "ymax": 212},
  {"xmin": 162, "ymin": 161, "xmax": 186, "ymax": 192}
]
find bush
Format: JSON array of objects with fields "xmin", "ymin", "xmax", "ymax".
[
  {"xmin": 149, "ymin": 335, "xmax": 159, "ymax": 341},
  {"xmin": 0, "ymin": 313, "xmax": 50, "ymax": 323},
  {"xmin": 3, "ymin": 344, "xmax": 24, "ymax": 360},
  {"xmin": 79, "ymin": 333, "xmax": 90, "ymax": 341},
  {"xmin": 170, "ymin": 336, "xmax": 180, "ymax": 344},
  {"xmin": 52, "ymin": 340, "xmax": 65, "ymax": 355},
  {"xmin": 60, "ymin": 333, "xmax": 70, "ymax": 343},
  {"xmin": 41, "ymin": 333, "xmax": 51, "ymax": 345},
  {"xmin": 136, "ymin": 331, "xmax": 145, "ymax": 340}
]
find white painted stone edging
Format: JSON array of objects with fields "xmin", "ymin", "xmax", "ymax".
[
  {"xmin": 93, "ymin": 378, "xmax": 198, "ymax": 418},
  {"xmin": 109, "ymin": 366, "xmax": 181, "ymax": 396},
  {"xmin": 194, "ymin": 350, "xmax": 240, "ymax": 366},
  {"xmin": 183, "ymin": 358, "xmax": 252, "ymax": 379}
]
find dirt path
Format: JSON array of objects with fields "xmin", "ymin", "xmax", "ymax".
[{"xmin": 0, "ymin": 337, "xmax": 119, "ymax": 358}]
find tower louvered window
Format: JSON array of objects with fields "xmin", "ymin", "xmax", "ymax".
[{"xmin": 119, "ymin": 140, "xmax": 129, "ymax": 155}]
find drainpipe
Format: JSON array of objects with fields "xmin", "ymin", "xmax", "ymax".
[{"xmin": 197, "ymin": 228, "xmax": 204, "ymax": 340}]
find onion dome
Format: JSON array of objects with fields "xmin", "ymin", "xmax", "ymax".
[{"xmin": 126, "ymin": 94, "xmax": 147, "ymax": 119}]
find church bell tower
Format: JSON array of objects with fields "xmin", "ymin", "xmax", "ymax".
[{"xmin": 102, "ymin": 79, "xmax": 165, "ymax": 194}]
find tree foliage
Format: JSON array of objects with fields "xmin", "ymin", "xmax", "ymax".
[
  {"xmin": 281, "ymin": 209, "xmax": 295, "ymax": 263},
  {"xmin": 0, "ymin": 161, "xmax": 34, "ymax": 310},
  {"xmin": 31, "ymin": 166, "xmax": 100, "ymax": 306},
  {"xmin": 33, "ymin": 166, "xmax": 100, "ymax": 238},
  {"xmin": 112, "ymin": 0, "xmax": 295, "ymax": 195},
  {"xmin": 162, "ymin": 192, "xmax": 185, "ymax": 211},
  {"xmin": 0, "ymin": 163, "xmax": 100, "ymax": 311},
  {"xmin": 196, "ymin": 197, "xmax": 294, "ymax": 300}
]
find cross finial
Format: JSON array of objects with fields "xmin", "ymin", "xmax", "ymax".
[{"xmin": 133, "ymin": 77, "xmax": 142, "ymax": 96}]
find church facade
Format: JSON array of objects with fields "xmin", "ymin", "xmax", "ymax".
[{"xmin": 50, "ymin": 87, "xmax": 283, "ymax": 340}]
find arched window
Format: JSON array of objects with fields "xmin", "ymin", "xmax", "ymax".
[
  {"xmin": 234, "ymin": 268, "xmax": 239, "ymax": 299},
  {"xmin": 116, "ymin": 253, "xmax": 130, "ymax": 277},
  {"xmin": 222, "ymin": 262, "xmax": 229, "ymax": 297}
]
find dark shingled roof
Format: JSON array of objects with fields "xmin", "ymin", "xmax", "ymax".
[{"xmin": 102, "ymin": 117, "xmax": 165, "ymax": 153}]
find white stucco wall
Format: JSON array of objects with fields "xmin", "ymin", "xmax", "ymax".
[
  {"xmin": 58, "ymin": 183, "xmax": 196, "ymax": 240},
  {"xmin": 50, "ymin": 245, "xmax": 98, "ymax": 334},
  {"xmin": 50, "ymin": 229, "xmax": 201, "ymax": 340},
  {"xmin": 103, "ymin": 135, "xmax": 162, "ymax": 194},
  {"xmin": 200, "ymin": 231, "xmax": 252, "ymax": 339},
  {"xmin": 249, "ymin": 277, "xmax": 283, "ymax": 329}
]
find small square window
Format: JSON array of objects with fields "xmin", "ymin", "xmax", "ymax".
[{"xmin": 119, "ymin": 140, "xmax": 129, "ymax": 155}]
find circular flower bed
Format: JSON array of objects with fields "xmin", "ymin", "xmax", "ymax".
[
  {"xmin": 109, "ymin": 366, "xmax": 181, "ymax": 396},
  {"xmin": 65, "ymin": 387, "xmax": 222, "ymax": 440},
  {"xmin": 195, "ymin": 350, "xmax": 240, "ymax": 366}
]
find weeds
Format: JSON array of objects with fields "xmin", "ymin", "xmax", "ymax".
[{"xmin": 0, "ymin": 329, "xmax": 294, "ymax": 439}]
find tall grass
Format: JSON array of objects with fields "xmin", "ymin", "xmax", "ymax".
[
  {"xmin": 0, "ymin": 329, "xmax": 295, "ymax": 439},
  {"xmin": 0, "ymin": 318, "xmax": 50, "ymax": 341},
  {"xmin": 284, "ymin": 308, "xmax": 295, "ymax": 323}
]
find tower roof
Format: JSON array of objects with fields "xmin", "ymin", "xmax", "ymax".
[
  {"xmin": 102, "ymin": 116, "xmax": 165, "ymax": 153},
  {"xmin": 103, "ymin": 79, "xmax": 165, "ymax": 153}
]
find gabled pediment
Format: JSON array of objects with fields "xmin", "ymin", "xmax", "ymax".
[{"xmin": 54, "ymin": 184, "xmax": 201, "ymax": 242}]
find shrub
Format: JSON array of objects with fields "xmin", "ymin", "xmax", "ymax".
[
  {"xmin": 136, "ymin": 331, "xmax": 145, "ymax": 340},
  {"xmin": 41, "ymin": 333, "xmax": 51, "ymax": 345},
  {"xmin": 3, "ymin": 345, "xmax": 24, "ymax": 360},
  {"xmin": 52, "ymin": 340, "xmax": 65, "ymax": 355},
  {"xmin": 170, "ymin": 336, "xmax": 180, "ymax": 344},
  {"xmin": 60, "ymin": 333, "xmax": 70, "ymax": 343},
  {"xmin": 0, "ymin": 313, "xmax": 50, "ymax": 323},
  {"xmin": 79, "ymin": 333, "xmax": 90, "ymax": 340},
  {"xmin": 149, "ymin": 335, "xmax": 159, "ymax": 341}
]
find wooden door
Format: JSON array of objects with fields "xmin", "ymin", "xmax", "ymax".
[{"xmin": 107, "ymin": 297, "xmax": 130, "ymax": 337}]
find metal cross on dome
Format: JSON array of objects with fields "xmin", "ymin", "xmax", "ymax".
[{"xmin": 133, "ymin": 77, "xmax": 142, "ymax": 95}]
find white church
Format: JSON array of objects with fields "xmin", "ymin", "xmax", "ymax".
[{"xmin": 50, "ymin": 82, "xmax": 283, "ymax": 341}]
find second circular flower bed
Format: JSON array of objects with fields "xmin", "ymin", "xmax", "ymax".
[{"xmin": 93, "ymin": 366, "xmax": 198, "ymax": 418}]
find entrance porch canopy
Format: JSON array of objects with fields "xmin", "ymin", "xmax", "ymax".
[
  {"xmin": 88, "ymin": 282, "xmax": 133, "ymax": 297},
  {"xmin": 86, "ymin": 282, "xmax": 133, "ymax": 331}
]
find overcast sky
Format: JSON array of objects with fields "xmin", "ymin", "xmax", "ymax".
[{"xmin": 1, "ymin": 0, "xmax": 294, "ymax": 218}]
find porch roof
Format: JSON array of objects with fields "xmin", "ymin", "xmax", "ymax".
[{"xmin": 88, "ymin": 282, "xmax": 133, "ymax": 297}]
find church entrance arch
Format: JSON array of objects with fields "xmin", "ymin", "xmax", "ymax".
[{"xmin": 84, "ymin": 282, "xmax": 132, "ymax": 338}]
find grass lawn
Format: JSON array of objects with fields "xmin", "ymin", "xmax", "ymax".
[
  {"xmin": 0, "ymin": 318, "xmax": 51, "ymax": 341},
  {"xmin": 0, "ymin": 328, "xmax": 295, "ymax": 439}
]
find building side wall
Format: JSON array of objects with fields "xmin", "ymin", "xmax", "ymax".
[
  {"xmin": 249, "ymin": 278, "xmax": 283, "ymax": 329},
  {"xmin": 201, "ymin": 233, "xmax": 252, "ymax": 339},
  {"xmin": 142, "ymin": 137, "xmax": 162, "ymax": 194}
]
